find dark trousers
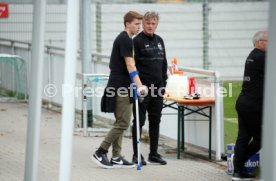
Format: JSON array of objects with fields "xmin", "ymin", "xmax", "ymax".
[
  {"xmin": 233, "ymin": 110, "xmax": 262, "ymax": 172},
  {"xmin": 132, "ymin": 95, "xmax": 163, "ymax": 156}
]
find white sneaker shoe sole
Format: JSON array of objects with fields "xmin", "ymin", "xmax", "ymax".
[
  {"xmin": 112, "ymin": 164, "xmax": 135, "ymax": 169},
  {"xmin": 147, "ymin": 159, "xmax": 167, "ymax": 165},
  {"xmin": 232, "ymin": 177, "xmax": 254, "ymax": 181},
  {"xmin": 147, "ymin": 161, "xmax": 161, "ymax": 165}
]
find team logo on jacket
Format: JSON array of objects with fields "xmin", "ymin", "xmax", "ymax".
[{"xmin": 157, "ymin": 43, "xmax": 162, "ymax": 50}]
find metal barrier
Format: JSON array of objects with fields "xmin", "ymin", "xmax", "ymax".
[{"xmin": 75, "ymin": 73, "xmax": 110, "ymax": 136}]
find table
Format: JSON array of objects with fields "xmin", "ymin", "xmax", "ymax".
[{"xmin": 163, "ymin": 97, "xmax": 215, "ymax": 159}]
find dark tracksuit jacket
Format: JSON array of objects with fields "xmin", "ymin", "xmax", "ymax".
[
  {"xmin": 132, "ymin": 31, "xmax": 168, "ymax": 156},
  {"xmin": 234, "ymin": 48, "xmax": 266, "ymax": 172}
]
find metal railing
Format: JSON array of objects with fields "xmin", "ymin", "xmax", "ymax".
[{"xmin": 0, "ymin": 38, "xmax": 109, "ymax": 63}]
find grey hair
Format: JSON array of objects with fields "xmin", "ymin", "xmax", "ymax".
[
  {"xmin": 143, "ymin": 11, "xmax": 159, "ymax": 21},
  {"xmin": 252, "ymin": 31, "xmax": 267, "ymax": 46}
]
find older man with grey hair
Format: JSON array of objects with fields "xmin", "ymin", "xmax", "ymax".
[
  {"xmin": 131, "ymin": 11, "xmax": 168, "ymax": 166},
  {"xmin": 232, "ymin": 30, "xmax": 267, "ymax": 180}
]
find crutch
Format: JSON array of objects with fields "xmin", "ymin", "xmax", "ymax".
[{"xmin": 133, "ymin": 83, "xmax": 142, "ymax": 171}]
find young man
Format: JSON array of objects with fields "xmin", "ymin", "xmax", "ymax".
[
  {"xmin": 92, "ymin": 11, "xmax": 145, "ymax": 169},
  {"xmin": 232, "ymin": 31, "xmax": 267, "ymax": 180},
  {"xmin": 132, "ymin": 11, "xmax": 168, "ymax": 166}
]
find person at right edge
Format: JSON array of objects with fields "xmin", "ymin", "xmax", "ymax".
[
  {"xmin": 232, "ymin": 30, "xmax": 268, "ymax": 180},
  {"xmin": 132, "ymin": 11, "xmax": 168, "ymax": 166}
]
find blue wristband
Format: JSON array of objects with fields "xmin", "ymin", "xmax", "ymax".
[{"xmin": 129, "ymin": 70, "xmax": 139, "ymax": 83}]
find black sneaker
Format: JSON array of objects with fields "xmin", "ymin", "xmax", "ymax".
[
  {"xmin": 148, "ymin": 153, "xmax": 167, "ymax": 165},
  {"xmin": 232, "ymin": 172, "xmax": 255, "ymax": 180},
  {"xmin": 132, "ymin": 154, "xmax": 147, "ymax": 165},
  {"xmin": 110, "ymin": 156, "xmax": 135, "ymax": 168},
  {"xmin": 92, "ymin": 151, "xmax": 113, "ymax": 169}
]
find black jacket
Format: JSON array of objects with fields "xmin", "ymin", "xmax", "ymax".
[
  {"xmin": 133, "ymin": 32, "xmax": 168, "ymax": 88},
  {"xmin": 236, "ymin": 48, "xmax": 266, "ymax": 112}
]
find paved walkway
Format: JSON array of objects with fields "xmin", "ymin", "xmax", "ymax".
[{"xmin": 0, "ymin": 102, "xmax": 232, "ymax": 181}]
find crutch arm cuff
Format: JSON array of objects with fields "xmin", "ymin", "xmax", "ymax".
[{"xmin": 130, "ymin": 70, "xmax": 139, "ymax": 82}]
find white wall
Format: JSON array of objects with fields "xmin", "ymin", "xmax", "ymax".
[
  {"xmin": 208, "ymin": 2, "xmax": 269, "ymax": 79},
  {"xmin": 0, "ymin": 2, "xmax": 269, "ymax": 79}
]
